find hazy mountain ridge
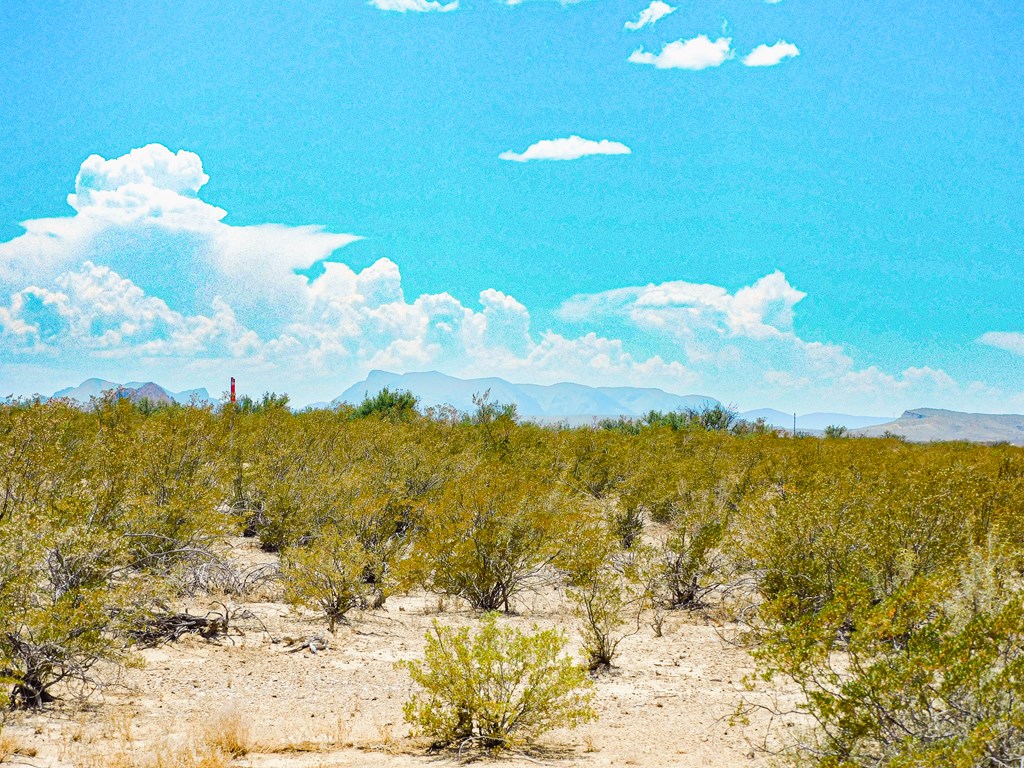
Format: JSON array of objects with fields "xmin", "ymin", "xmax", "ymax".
[
  {"xmin": 852, "ymin": 408, "xmax": 1024, "ymax": 446},
  {"xmin": 18, "ymin": 373, "xmax": 1024, "ymax": 446},
  {"xmin": 336, "ymin": 370, "xmax": 719, "ymax": 419},
  {"xmin": 740, "ymin": 408, "xmax": 893, "ymax": 432},
  {"xmin": 44, "ymin": 378, "xmax": 212, "ymax": 406}
]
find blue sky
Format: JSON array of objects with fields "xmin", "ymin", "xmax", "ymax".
[{"xmin": 1, "ymin": 0, "xmax": 1022, "ymax": 412}]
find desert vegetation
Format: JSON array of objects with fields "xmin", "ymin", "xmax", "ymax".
[{"xmin": 2, "ymin": 391, "xmax": 1024, "ymax": 766}]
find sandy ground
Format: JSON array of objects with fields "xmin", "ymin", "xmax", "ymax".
[{"xmin": 3, "ymin": 540, "xmax": 797, "ymax": 768}]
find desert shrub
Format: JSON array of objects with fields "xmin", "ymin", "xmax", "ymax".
[
  {"xmin": 568, "ymin": 548, "xmax": 646, "ymax": 671},
  {"xmin": 240, "ymin": 408, "xmax": 356, "ymax": 550},
  {"xmin": 555, "ymin": 429, "xmax": 633, "ymax": 501},
  {"xmin": 0, "ymin": 399, "xmax": 89, "ymax": 524},
  {"xmin": 753, "ymin": 569, "xmax": 1024, "ymax": 768},
  {"xmin": 657, "ymin": 493, "xmax": 731, "ymax": 609},
  {"xmin": 739, "ymin": 446, "xmax": 992, "ymax": 625},
  {"xmin": 0, "ymin": 522, "xmax": 156, "ymax": 708},
  {"xmin": 126, "ymin": 405, "xmax": 236, "ymax": 568},
  {"xmin": 413, "ymin": 462, "xmax": 575, "ymax": 612},
  {"xmin": 280, "ymin": 529, "xmax": 372, "ymax": 632},
  {"xmin": 354, "ymin": 387, "xmax": 419, "ymax": 421},
  {"xmin": 400, "ymin": 614, "xmax": 595, "ymax": 752}
]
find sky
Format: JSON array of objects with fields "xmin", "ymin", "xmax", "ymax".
[{"xmin": 0, "ymin": 0, "xmax": 1022, "ymax": 413}]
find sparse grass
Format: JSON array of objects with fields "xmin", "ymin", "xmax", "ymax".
[
  {"xmin": 0, "ymin": 733, "xmax": 37, "ymax": 763},
  {"xmin": 201, "ymin": 704, "xmax": 252, "ymax": 758},
  {"xmin": 143, "ymin": 741, "xmax": 231, "ymax": 768},
  {"xmin": 72, "ymin": 739, "xmax": 230, "ymax": 768}
]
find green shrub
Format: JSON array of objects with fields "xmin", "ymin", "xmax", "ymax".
[
  {"xmin": 354, "ymin": 387, "xmax": 418, "ymax": 421},
  {"xmin": 400, "ymin": 614, "xmax": 595, "ymax": 752},
  {"xmin": 280, "ymin": 530, "xmax": 372, "ymax": 632},
  {"xmin": 414, "ymin": 464, "xmax": 572, "ymax": 612},
  {"xmin": 753, "ymin": 572, "xmax": 1024, "ymax": 767},
  {"xmin": 568, "ymin": 553, "xmax": 645, "ymax": 672}
]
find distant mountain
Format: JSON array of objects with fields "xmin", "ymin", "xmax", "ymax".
[
  {"xmin": 335, "ymin": 370, "xmax": 719, "ymax": 419},
  {"xmin": 852, "ymin": 408, "xmax": 1024, "ymax": 445},
  {"xmin": 52, "ymin": 378, "xmax": 120, "ymax": 402},
  {"xmin": 49, "ymin": 379, "xmax": 213, "ymax": 406},
  {"xmin": 739, "ymin": 408, "xmax": 891, "ymax": 432},
  {"xmin": 797, "ymin": 412, "xmax": 895, "ymax": 431}
]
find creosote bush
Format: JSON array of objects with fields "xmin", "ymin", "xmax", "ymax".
[
  {"xmin": 280, "ymin": 529, "xmax": 371, "ymax": 632},
  {"xmin": 6, "ymin": 394, "xmax": 1024, "ymax": 768},
  {"xmin": 400, "ymin": 614, "xmax": 596, "ymax": 752}
]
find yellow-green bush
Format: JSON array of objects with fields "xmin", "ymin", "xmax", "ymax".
[{"xmin": 400, "ymin": 613, "xmax": 595, "ymax": 752}]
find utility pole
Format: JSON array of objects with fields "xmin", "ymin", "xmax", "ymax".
[{"xmin": 793, "ymin": 412, "xmax": 797, "ymax": 437}]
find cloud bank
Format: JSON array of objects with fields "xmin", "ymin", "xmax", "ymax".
[
  {"xmin": 624, "ymin": 1, "xmax": 676, "ymax": 31},
  {"xmin": 629, "ymin": 36, "xmax": 734, "ymax": 70},
  {"xmin": 499, "ymin": 136, "xmax": 632, "ymax": 162},
  {"xmin": 0, "ymin": 145, "xmax": 1014, "ymax": 413}
]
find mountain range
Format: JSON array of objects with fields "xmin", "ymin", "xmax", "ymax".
[
  {"xmin": 738, "ymin": 408, "xmax": 894, "ymax": 432},
  {"xmin": 334, "ymin": 369, "xmax": 719, "ymax": 422},
  {"xmin": 17, "ymin": 372, "xmax": 1024, "ymax": 446},
  {"xmin": 44, "ymin": 378, "xmax": 213, "ymax": 406}
]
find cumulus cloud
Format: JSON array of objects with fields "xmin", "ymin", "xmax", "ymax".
[
  {"xmin": 0, "ymin": 144, "xmax": 360, "ymax": 337},
  {"xmin": 0, "ymin": 144, "xmax": 1015, "ymax": 413},
  {"xmin": 499, "ymin": 136, "xmax": 632, "ymax": 162},
  {"xmin": 742, "ymin": 41, "xmax": 800, "ymax": 67},
  {"xmin": 624, "ymin": 1, "xmax": 676, "ymax": 31},
  {"xmin": 979, "ymin": 331, "xmax": 1024, "ymax": 356},
  {"xmin": 555, "ymin": 273, "xmax": 1012, "ymax": 414},
  {"xmin": 369, "ymin": 0, "xmax": 458, "ymax": 11},
  {"xmin": 0, "ymin": 145, "xmax": 699, "ymax": 402},
  {"xmin": 629, "ymin": 36, "xmax": 733, "ymax": 70},
  {"xmin": 559, "ymin": 271, "xmax": 806, "ymax": 341}
]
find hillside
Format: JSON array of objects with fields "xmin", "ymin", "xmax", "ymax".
[{"xmin": 852, "ymin": 408, "xmax": 1024, "ymax": 445}]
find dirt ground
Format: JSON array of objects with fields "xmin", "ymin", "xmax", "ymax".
[{"xmin": 2, "ymin": 539, "xmax": 799, "ymax": 768}]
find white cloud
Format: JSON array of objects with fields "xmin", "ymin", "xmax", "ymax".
[
  {"xmin": 559, "ymin": 271, "xmax": 806, "ymax": 342},
  {"xmin": 0, "ymin": 145, "xmax": 696, "ymax": 402},
  {"xmin": 742, "ymin": 41, "xmax": 800, "ymax": 67},
  {"xmin": 369, "ymin": 0, "xmax": 458, "ymax": 11},
  {"xmin": 979, "ymin": 331, "xmax": 1024, "ymax": 356},
  {"xmin": 1, "ymin": 144, "xmax": 1019, "ymax": 414},
  {"xmin": 555, "ymin": 274, "xmax": 1015, "ymax": 414},
  {"xmin": 0, "ymin": 144, "xmax": 360, "ymax": 338},
  {"xmin": 499, "ymin": 136, "xmax": 632, "ymax": 162},
  {"xmin": 629, "ymin": 36, "xmax": 733, "ymax": 70},
  {"xmin": 624, "ymin": 1, "xmax": 676, "ymax": 31}
]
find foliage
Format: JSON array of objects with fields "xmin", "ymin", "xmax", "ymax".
[
  {"xmin": 658, "ymin": 500, "xmax": 730, "ymax": 609},
  {"xmin": 754, "ymin": 568, "xmax": 1024, "ymax": 767},
  {"xmin": 643, "ymin": 404, "xmax": 739, "ymax": 432},
  {"xmin": 567, "ymin": 546, "xmax": 646, "ymax": 671},
  {"xmin": 354, "ymin": 387, "xmax": 419, "ymax": 421},
  {"xmin": 400, "ymin": 614, "xmax": 595, "ymax": 752},
  {"xmin": 233, "ymin": 391, "xmax": 291, "ymax": 414},
  {"xmin": 414, "ymin": 462, "xmax": 578, "ymax": 612},
  {"xmin": 280, "ymin": 529, "xmax": 372, "ymax": 632},
  {"xmin": 0, "ymin": 519, "xmax": 157, "ymax": 708},
  {"xmin": 5, "ymin": 392, "xmax": 1024, "ymax": 759}
]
